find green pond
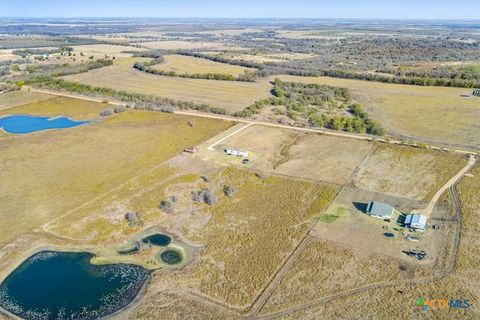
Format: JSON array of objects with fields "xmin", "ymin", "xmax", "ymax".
[{"xmin": 0, "ymin": 251, "xmax": 150, "ymax": 320}]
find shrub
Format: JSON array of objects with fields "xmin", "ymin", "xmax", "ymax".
[
  {"xmin": 114, "ymin": 105, "xmax": 126, "ymax": 113},
  {"xmin": 224, "ymin": 185, "xmax": 236, "ymax": 198},
  {"xmin": 100, "ymin": 108, "xmax": 113, "ymax": 116},
  {"xmin": 193, "ymin": 188, "xmax": 217, "ymax": 205},
  {"xmin": 159, "ymin": 200, "xmax": 174, "ymax": 214}
]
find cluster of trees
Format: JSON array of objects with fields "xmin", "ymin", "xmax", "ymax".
[
  {"xmin": 132, "ymin": 55, "xmax": 257, "ymax": 82},
  {"xmin": 377, "ymin": 64, "xmax": 480, "ymax": 81},
  {"xmin": 24, "ymin": 76, "xmax": 226, "ymax": 115},
  {"xmin": 233, "ymin": 79, "xmax": 384, "ymax": 135}
]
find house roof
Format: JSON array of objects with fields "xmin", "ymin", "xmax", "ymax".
[
  {"xmin": 367, "ymin": 201, "xmax": 394, "ymax": 218},
  {"xmin": 405, "ymin": 214, "xmax": 427, "ymax": 228}
]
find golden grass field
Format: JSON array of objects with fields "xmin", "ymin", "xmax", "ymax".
[
  {"xmin": 152, "ymin": 54, "xmax": 255, "ymax": 76},
  {"xmin": 0, "ymin": 90, "xmax": 54, "ymax": 111},
  {"xmin": 270, "ymin": 165, "xmax": 480, "ymax": 319},
  {"xmin": 142, "ymin": 167, "xmax": 338, "ymax": 310},
  {"xmin": 0, "ymin": 96, "xmax": 232, "ymax": 244},
  {"xmin": 274, "ymin": 75, "xmax": 480, "ymax": 149},
  {"xmin": 63, "ymin": 57, "xmax": 271, "ymax": 112},
  {"xmin": 352, "ymin": 144, "xmax": 468, "ymax": 201},
  {"xmin": 71, "ymin": 44, "xmax": 145, "ymax": 56},
  {"xmin": 204, "ymin": 124, "xmax": 373, "ymax": 184},
  {"xmin": 133, "ymin": 40, "xmax": 228, "ymax": 50}
]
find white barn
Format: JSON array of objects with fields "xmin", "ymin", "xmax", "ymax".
[{"xmin": 224, "ymin": 148, "xmax": 249, "ymax": 158}]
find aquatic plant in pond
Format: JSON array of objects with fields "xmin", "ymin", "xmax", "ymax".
[
  {"xmin": 160, "ymin": 250, "xmax": 183, "ymax": 265},
  {"xmin": 142, "ymin": 233, "xmax": 172, "ymax": 246},
  {"xmin": 0, "ymin": 115, "xmax": 89, "ymax": 134},
  {"xmin": 0, "ymin": 251, "xmax": 150, "ymax": 320}
]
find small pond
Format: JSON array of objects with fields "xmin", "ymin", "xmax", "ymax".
[
  {"xmin": 0, "ymin": 115, "xmax": 89, "ymax": 134},
  {"xmin": 0, "ymin": 251, "xmax": 150, "ymax": 320},
  {"xmin": 142, "ymin": 234, "xmax": 172, "ymax": 246},
  {"xmin": 160, "ymin": 250, "xmax": 183, "ymax": 265}
]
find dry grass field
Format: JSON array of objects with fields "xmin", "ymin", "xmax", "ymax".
[
  {"xmin": 63, "ymin": 57, "xmax": 271, "ymax": 112},
  {"xmin": 71, "ymin": 44, "xmax": 145, "ymax": 57},
  {"xmin": 274, "ymin": 75, "xmax": 480, "ymax": 149},
  {"xmin": 0, "ymin": 49, "xmax": 18, "ymax": 62},
  {"xmin": 352, "ymin": 144, "xmax": 468, "ymax": 201},
  {"xmin": 202, "ymin": 125, "xmax": 373, "ymax": 184},
  {"xmin": 143, "ymin": 167, "xmax": 338, "ymax": 310},
  {"xmin": 0, "ymin": 98, "xmax": 231, "ymax": 244},
  {"xmin": 0, "ymin": 90, "xmax": 54, "ymax": 111},
  {"xmin": 130, "ymin": 291, "xmax": 240, "ymax": 320},
  {"xmin": 152, "ymin": 54, "xmax": 255, "ymax": 76},
  {"xmin": 261, "ymin": 240, "xmax": 405, "ymax": 314},
  {"xmin": 270, "ymin": 165, "xmax": 480, "ymax": 320},
  {"xmin": 133, "ymin": 40, "xmax": 227, "ymax": 50}
]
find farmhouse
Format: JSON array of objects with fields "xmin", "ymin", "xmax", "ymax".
[
  {"xmin": 224, "ymin": 147, "xmax": 249, "ymax": 158},
  {"xmin": 404, "ymin": 214, "xmax": 427, "ymax": 230},
  {"xmin": 366, "ymin": 201, "xmax": 395, "ymax": 220}
]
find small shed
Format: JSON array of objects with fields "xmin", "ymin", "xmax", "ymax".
[
  {"xmin": 473, "ymin": 89, "xmax": 480, "ymax": 97},
  {"xmin": 405, "ymin": 214, "xmax": 427, "ymax": 230},
  {"xmin": 224, "ymin": 147, "xmax": 249, "ymax": 158},
  {"xmin": 366, "ymin": 201, "xmax": 394, "ymax": 220}
]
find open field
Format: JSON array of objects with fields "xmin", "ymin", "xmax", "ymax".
[
  {"xmin": 0, "ymin": 90, "xmax": 54, "ymax": 111},
  {"xmin": 198, "ymin": 125, "xmax": 373, "ymax": 184},
  {"xmin": 71, "ymin": 44, "xmax": 145, "ymax": 57},
  {"xmin": 152, "ymin": 54, "xmax": 256, "ymax": 76},
  {"xmin": 63, "ymin": 57, "xmax": 272, "ymax": 112},
  {"xmin": 270, "ymin": 165, "xmax": 480, "ymax": 320},
  {"xmin": 261, "ymin": 240, "xmax": 406, "ymax": 314},
  {"xmin": 134, "ymin": 166, "xmax": 338, "ymax": 310},
  {"xmin": 133, "ymin": 40, "xmax": 228, "ymax": 50},
  {"xmin": 274, "ymin": 75, "xmax": 480, "ymax": 149},
  {"xmin": 352, "ymin": 144, "xmax": 468, "ymax": 201},
  {"xmin": 0, "ymin": 98, "xmax": 231, "ymax": 244},
  {"xmin": 0, "ymin": 49, "xmax": 17, "ymax": 62}
]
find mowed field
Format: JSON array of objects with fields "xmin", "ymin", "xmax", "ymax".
[
  {"xmin": 0, "ymin": 95, "xmax": 232, "ymax": 244},
  {"xmin": 63, "ymin": 58, "xmax": 271, "ymax": 112},
  {"xmin": 132, "ymin": 40, "xmax": 228, "ymax": 50},
  {"xmin": 274, "ymin": 75, "xmax": 480, "ymax": 150},
  {"xmin": 152, "ymin": 54, "xmax": 256, "ymax": 76}
]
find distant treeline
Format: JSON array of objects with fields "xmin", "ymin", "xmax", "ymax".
[
  {"xmin": 131, "ymin": 53, "xmax": 257, "ymax": 82},
  {"xmin": 146, "ymin": 50, "xmax": 480, "ymax": 88},
  {"xmin": 24, "ymin": 76, "xmax": 226, "ymax": 115},
  {"xmin": 233, "ymin": 79, "xmax": 384, "ymax": 136}
]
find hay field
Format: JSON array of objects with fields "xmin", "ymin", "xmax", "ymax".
[
  {"xmin": 152, "ymin": 54, "xmax": 255, "ymax": 76},
  {"xmin": 0, "ymin": 90, "xmax": 54, "ymax": 111},
  {"xmin": 63, "ymin": 58, "xmax": 271, "ymax": 112},
  {"xmin": 0, "ymin": 99, "xmax": 231, "ymax": 244},
  {"xmin": 71, "ymin": 44, "xmax": 145, "ymax": 57},
  {"xmin": 274, "ymin": 75, "xmax": 480, "ymax": 149},
  {"xmin": 205, "ymin": 125, "xmax": 373, "ymax": 184},
  {"xmin": 133, "ymin": 40, "xmax": 227, "ymax": 50},
  {"xmin": 352, "ymin": 144, "xmax": 468, "ymax": 201}
]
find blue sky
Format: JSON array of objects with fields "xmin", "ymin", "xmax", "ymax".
[{"xmin": 1, "ymin": 0, "xmax": 479, "ymax": 19}]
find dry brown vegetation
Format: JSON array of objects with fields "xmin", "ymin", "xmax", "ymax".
[
  {"xmin": 0, "ymin": 99, "xmax": 231, "ymax": 244},
  {"xmin": 147, "ymin": 167, "xmax": 338, "ymax": 310},
  {"xmin": 352, "ymin": 144, "xmax": 468, "ymax": 201},
  {"xmin": 274, "ymin": 75, "xmax": 480, "ymax": 149},
  {"xmin": 0, "ymin": 90, "xmax": 54, "ymax": 111},
  {"xmin": 63, "ymin": 57, "xmax": 271, "ymax": 112},
  {"xmin": 206, "ymin": 125, "xmax": 373, "ymax": 184}
]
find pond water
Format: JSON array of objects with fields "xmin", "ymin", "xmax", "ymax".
[
  {"xmin": 0, "ymin": 115, "xmax": 89, "ymax": 134},
  {"xmin": 142, "ymin": 234, "xmax": 172, "ymax": 246},
  {"xmin": 160, "ymin": 250, "xmax": 183, "ymax": 265},
  {"xmin": 0, "ymin": 251, "xmax": 150, "ymax": 320}
]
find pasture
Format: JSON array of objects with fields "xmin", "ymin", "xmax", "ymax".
[
  {"xmin": 63, "ymin": 58, "xmax": 272, "ymax": 112},
  {"xmin": 0, "ymin": 90, "xmax": 54, "ymax": 111},
  {"xmin": 152, "ymin": 54, "xmax": 256, "ymax": 76},
  {"xmin": 274, "ymin": 75, "xmax": 480, "ymax": 150},
  {"xmin": 133, "ymin": 40, "xmax": 228, "ymax": 50},
  {"xmin": 0, "ymin": 96, "xmax": 231, "ymax": 244},
  {"xmin": 71, "ymin": 44, "xmax": 145, "ymax": 57}
]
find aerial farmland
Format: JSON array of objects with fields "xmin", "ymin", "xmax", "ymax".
[{"xmin": 0, "ymin": 4, "xmax": 479, "ymax": 320}]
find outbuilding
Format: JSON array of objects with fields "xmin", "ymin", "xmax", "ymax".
[
  {"xmin": 404, "ymin": 214, "xmax": 427, "ymax": 230},
  {"xmin": 366, "ymin": 201, "xmax": 394, "ymax": 220},
  {"xmin": 224, "ymin": 147, "xmax": 249, "ymax": 158},
  {"xmin": 473, "ymin": 89, "xmax": 480, "ymax": 97}
]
